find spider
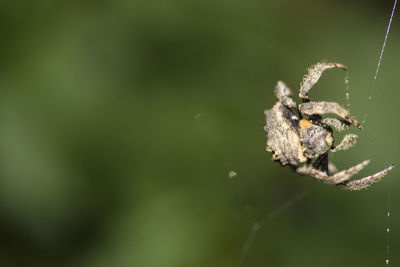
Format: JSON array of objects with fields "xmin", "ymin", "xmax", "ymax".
[{"xmin": 264, "ymin": 61, "xmax": 394, "ymax": 190}]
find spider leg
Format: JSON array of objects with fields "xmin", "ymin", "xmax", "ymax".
[
  {"xmin": 296, "ymin": 164, "xmax": 316, "ymax": 176},
  {"xmin": 274, "ymin": 81, "xmax": 297, "ymax": 109},
  {"xmin": 296, "ymin": 164, "xmax": 330, "ymax": 181},
  {"xmin": 312, "ymin": 152, "xmax": 328, "ymax": 174},
  {"xmin": 299, "ymin": 62, "xmax": 347, "ymax": 102},
  {"xmin": 299, "ymin": 101, "xmax": 362, "ymax": 129},
  {"xmin": 322, "ymin": 118, "xmax": 350, "ymax": 132},
  {"xmin": 331, "ymin": 134, "xmax": 358, "ymax": 152},
  {"xmin": 324, "ymin": 160, "xmax": 370, "ymax": 184},
  {"xmin": 297, "ymin": 160, "xmax": 370, "ymax": 184},
  {"xmin": 328, "ymin": 162, "xmax": 338, "ymax": 174},
  {"xmin": 341, "ymin": 165, "xmax": 395, "ymax": 190}
]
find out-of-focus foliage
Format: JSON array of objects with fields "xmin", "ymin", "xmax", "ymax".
[{"xmin": 0, "ymin": 0, "xmax": 399, "ymax": 266}]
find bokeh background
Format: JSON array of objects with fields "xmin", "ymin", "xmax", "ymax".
[{"xmin": 0, "ymin": 0, "xmax": 399, "ymax": 266}]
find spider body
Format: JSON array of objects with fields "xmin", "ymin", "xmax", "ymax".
[{"xmin": 264, "ymin": 61, "xmax": 394, "ymax": 190}]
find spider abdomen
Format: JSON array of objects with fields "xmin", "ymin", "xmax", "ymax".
[{"xmin": 265, "ymin": 103, "xmax": 307, "ymax": 165}]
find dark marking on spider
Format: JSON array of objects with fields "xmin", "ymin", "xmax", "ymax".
[{"xmin": 264, "ymin": 61, "xmax": 394, "ymax": 190}]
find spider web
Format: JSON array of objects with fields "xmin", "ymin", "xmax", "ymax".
[
  {"xmin": 362, "ymin": 0, "xmax": 397, "ymax": 127},
  {"xmin": 385, "ymin": 189, "xmax": 392, "ymax": 265},
  {"xmin": 237, "ymin": 190, "xmax": 309, "ymax": 267},
  {"xmin": 362, "ymin": 2, "xmax": 397, "ymax": 264},
  {"xmin": 344, "ymin": 71, "xmax": 351, "ymax": 110}
]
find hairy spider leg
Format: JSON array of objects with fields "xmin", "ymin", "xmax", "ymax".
[
  {"xmin": 274, "ymin": 81, "xmax": 297, "ymax": 109},
  {"xmin": 299, "ymin": 61, "xmax": 347, "ymax": 102},
  {"xmin": 299, "ymin": 101, "xmax": 362, "ymax": 129},
  {"xmin": 321, "ymin": 118, "xmax": 351, "ymax": 132},
  {"xmin": 341, "ymin": 164, "xmax": 395, "ymax": 190},
  {"xmin": 331, "ymin": 134, "xmax": 358, "ymax": 152},
  {"xmin": 328, "ymin": 162, "xmax": 338, "ymax": 174},
  {"xmin": 297, "ymin": 160, "xmax": 394, "ymax": 190},
  {"xmin": 297, "ymin": 160, "xmax": 370, "ymax": 184}
]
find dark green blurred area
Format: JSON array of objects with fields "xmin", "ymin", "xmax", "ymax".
[{"xmin": 0, "ymin": 0, "xmax": 399, "ymax": 266}]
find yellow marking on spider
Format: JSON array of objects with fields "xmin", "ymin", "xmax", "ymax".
[{"xmin": 299, "ymin": 119, "xmax": 312, "ymax": 129}]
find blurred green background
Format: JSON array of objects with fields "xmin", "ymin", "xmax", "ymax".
[{"xmin": 0, "ymin": 0, "xmax": 399, "ymax": 266}]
